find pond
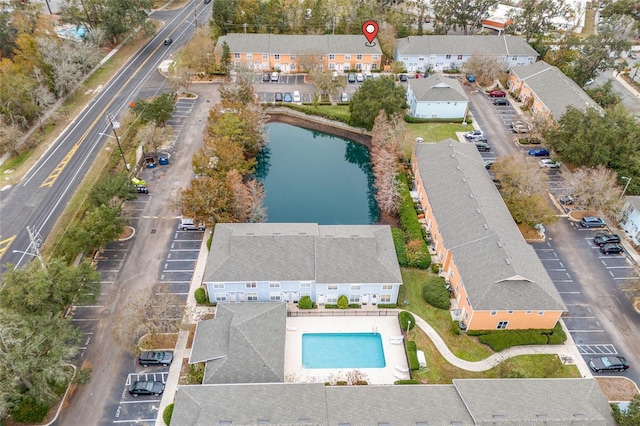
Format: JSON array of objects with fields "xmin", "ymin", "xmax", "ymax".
[{"xmin": 257, "ymin": 123, "xmax": 378, "ymax": 224}]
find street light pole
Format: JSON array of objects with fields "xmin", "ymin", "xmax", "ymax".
[
  {"xmin": 106, "ymin": 114, "xmax": 130, "ymax": 171},
  {"xmin": 621, "ymin": 176, "xmax": 632, "ymax": 200}
]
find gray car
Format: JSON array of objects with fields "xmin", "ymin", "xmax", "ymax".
[
  {"xmin": 580, "ymin": 216, "xmax": 606, "ymax": 228},
  {"xmin": 138, "ymin": 351, "xmax": 174, "ymax": 367}
]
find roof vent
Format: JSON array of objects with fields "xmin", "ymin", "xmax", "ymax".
[
  {"xmin": 448, "ymin": 143, "xmax": 453, "ymax": 148},
  {"xmin": 246, "ymin": 233, "xmax": 254, "ymax": 236},
  {"xmin": 469, "ymin": 193, "xmax": 474, "ymax": 199},
  {"xmin": 456, "ymin": 165, "xmax": 461, "ymax": 170},
  {"xmin": 351, "ymin": 235, "xmax": 359, "ymax": 238},
  {"xmin": 536, "ymin": 414, "xmax": 548, "ymax": 419},
  {"xmin": 462, "ymin": 178, "xmax": 467, "ymax": 183},
  {"xmin": 299, "ymin": 232, "xmax": 307, "ymax": 235},
  {"xmin": 451, "ymin": 153, "xmax": 456, "ymax": 158},
  {"xmin": 497, "ymin": 241, "xmax": 504, "ymax": 248},
  {"xmin": 505, "ymin": 258, "xmax": 512, "ymax": 265},
  {"xmin": 272, "ymin": 232, "xmax": 281, "ymax": 235},
  {"xmin": 483, "ymin": 224, "xmax": 489, "ymax": 230},
  {"xmin": 476, "ymin": 208, "xmax": 481, "ymax": 214}
]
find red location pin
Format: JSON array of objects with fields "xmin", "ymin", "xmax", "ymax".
[{"xmin": 362, "ymin": 20, "xmax": 379, "ymax": 46}]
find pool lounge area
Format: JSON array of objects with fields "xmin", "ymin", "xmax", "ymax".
[{"xmin": 284, "ymin": 316, "xmax": 410, "ymax": 385}]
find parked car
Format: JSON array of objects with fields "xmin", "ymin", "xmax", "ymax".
[
  {"xmin": 356, "ymin": 73, "xmax": 364, "ymax": 82},
  {"xmin": 630, "ymin": 52, "xmax": 638, "ymax": 60},
  {"xmin": 580, "ymin": 216, "xmax": 606, "ymax": 228},
  {"xmin": 363, "ymin": 71, "xmax": 372, "ymax": 79},
  {"xmin": 348, "ymin": 73, "xmax": 356, "ymax": 83},
  {"xmin": 489, "ymin": 90, "xmax": 506, "ymax": 97},
  {"xmin": 584, "ymin": 78, "xmax": 595, "ymax": 86},
  {"xmin": 163, "ymin": 37, "xmax": 173, "ymax": 45},
  {"xmin": 274, "ymin": 92, "xmax": 283, "ymax": 102},
  {"xmin": 340, "ymin": 92, "xmax": 349, "ymax": 102},
  {"xmin": 475, "ymin": 142, "xmax": 491, "ymax": 152},
  {"xmin": 136, "ymin": 185, "xmax": 148, "ymax": 194},
  {"xmin": 511, "ymin": 120, "xmax": 530, "ymax": 133},
  {"xmin": 283, "ymin": 92, "xmax": 292, "ymax": 102},
  {"xmin": 593, "ymin": 233, "xmax": 621, "ymax": 246},
  {"xmin": 559, "ymin": 195, "xmax": 574, "ymax": 205},
  {"xmin": 589, "ymin": 356, "xmax": 629, "ymax": 372},
  {"xmin": 539, "ymin": 159, "xmax": 560, "ymax": 168},
  {"xmin": 466, "ymin": 73, "xmax": 475, "ymax": 82},
  {"xmin": 138, "ymin": 351, "xmax": 174, "ymax": 367},
  {"xmin": 484, "ymin": 159, "xmax": 495, "ymax": 169},
  {"xmin": 493, "ymin": 98, "xmax": 509, "ymax": 106},
  {"xmin": 179, "ymin": 218, "xmax": 206, "ymax": 231},
  {"xmin": 262, "ymin": 73, "xmax": 270, "ymax": 82},
  {"xmin": 464, "ymin": 130, "xmax": 484, "ymax": 140},
  {"xmin": 528, "ymin": 148, "xmax": 550, "ymax": 156},
  {"xmin": 399, "ymin": 74, "xmax": 408, "ymax": 82},
  {"xmin": 129, "ymin": 381, "xmax": 165, "ymax": 397},
  {"xmin": 271, "ymin": 72, "xmax": 279, "ymax": 82},
  {"xmin": 292, "ymin": 91, "xmax": 301, "ymax": 103},
  {"xmin": 600, "ymin": 243, "xmax": 624, "ymax": 254}
]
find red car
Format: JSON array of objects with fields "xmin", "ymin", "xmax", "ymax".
[{"xmin": 489, "ymin": 90, "xmax": 506, "ymax": 97}]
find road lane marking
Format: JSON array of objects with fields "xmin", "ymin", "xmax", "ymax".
[{"xmin": 0, "ymin": 235, "xmax": 17, "ymax": 261}]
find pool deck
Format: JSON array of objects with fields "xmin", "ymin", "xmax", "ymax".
[{"xmin": 284, "ymin": 316, "xmax": 410, "ymax": 385}]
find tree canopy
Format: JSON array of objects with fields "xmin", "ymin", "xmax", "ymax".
[{"xmin": 349, "ymin": 77, "xmax": 406, "ymax": 130}]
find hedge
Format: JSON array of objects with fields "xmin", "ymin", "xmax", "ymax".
[
  {"xmin": 391, "ymin": 227, "xmax": 408, "ymax": 266},
  {"xmin": 405, "ymin": 340, "xmax": 420, "ymax": 370},
  {"xmin": 397, "ymin": 175, "xmax": 431, "ymax": 269},
  {"xmin": 279, "ymin": 104, "xmax": 350, "ymax": 124},
  {"xmin": 467, "ymin": 323, "xmax": 567, "ymax": 351},
  {"xmin": 422, "ymin": 277, "xmax": 450, "ymax": 310},
  {"xmin": 10, "ymin": 396, "xmax": 49, "ymax": 423},
  {"xmin": 194, "ymin": 287, "xmax": 207, "ymax": 304},
  {"xmin": 163, "ymin": 403, "xmax": 174, "ymax": 425},
  {"xmin": 399, "ymin": 311, "xmax": 416, "ymax": 332},
  {"xmin": 395, "ymin": 379, "xmax": 420, "ymax": 384},
  {"xmin": 377, "ymin": 303, "xmax": 398, "ymax": 309},
  {"xmin": 404, "ymin": 115, "xmax": 470, "ymax": 124}
]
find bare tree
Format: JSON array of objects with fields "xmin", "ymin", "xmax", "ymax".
[
  {"xmin": 136, "ymin": 123, "xmax": 174, "ymax": 153},
  {"xmin": 371, "ymin": 111, "xmax": 404, "ymax": 215},
  {"xmin": 0, "ymin": 121, "xmax": 25, "ymax": 156},
  {"xmin": 564, "ymin": 165, "xmax": 624, "ymax": 216},
  {"xmin": 462, "ymin": 54, "xmax": 508, "ymax": 87},
  {"xmin": 245, "ymin": 178, "xmax": 267, "ymax": 223}
]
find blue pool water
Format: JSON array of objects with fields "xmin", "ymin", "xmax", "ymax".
[{"xmin": 302, "ymin": 333, "xmax": 386, "ymax": 369}]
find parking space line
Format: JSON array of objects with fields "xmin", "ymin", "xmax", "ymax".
[
  {"xmin": 165, "ymin": 259, "xmax": 195, "ymax": 262},
  {"xmin": 546, "ymin": 268, "xmax": 567, "ymax": 271},
  {"xmin": 558, "ymin": 291, "xmax": 580, "ymax": 294},
  {"xmin": 570, "ymin": 316, "xmax": 596, "ymax": 319},
  {"xmin": 567, "ymin": 329, "xmax": 604, "ymax": 332},
  {"xmin": 614, "ymin": 277, "xmax": 638, "ymax": 280},
  {"xmin": 163, "ymin": 269, "xmax": 195, "ymax": 273},
  {"xmin": 554, "ymin": 280, "xmax": 574, "ymax": 283},
  {"xmin": 605, "ymin": 266, "xmax": 634, "ymax": 269},
  {"xmin": 71, "ymin": 318, "xmax": 99, "ymax": 321},
  {"xmin": 158, "ymin": 280, "xmax": 191, "ymax": 283}
]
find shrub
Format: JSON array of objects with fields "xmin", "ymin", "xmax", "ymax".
[
  {"xmin": 194, "ymin": 287, "xmax": 207, "ymax": 305},
  {"xmin": 324, "ymin": 304, "xmax": 339, "ymax": 309},
  {"xmin": 399, "ymin": 311, "xmax": 416, "ymax": 332},
  {"xmin": 423, "ymin": 277, "xmax": 450, "ymax": 310},
  {"xmin": 478, "ymin": 330, "xmax": 547, "ymax": 351},
  {"xmin": 336, "ymin": 381, "xmax": 348, "ymax": 386},
  {"xmin": 356, "ymin": 380, "xmax": 368, "ymax": 385},
  {"xmin": 163, "ymin": 403, "xmax": 174, "ymax": 425},
  {"xmin": 405, "ymin": 340, "xmax": 420, "ymax": 370},
  {"xmin": 298, "ymin": 295, "xmax": 313, "ymax": 309},
  {"xmin": 10, "ymin": 395, "xmax": 49, "ymax": 423},
  {"xmin": 337, "ymin": 295, "xmax": 349, "ymax": 309},
  {"xmin": 348, "ymin": 303, "xmax": 361, "ymax": 308},
  {"xmin": 391, "ymin": 227, "xmax": 408, "ymax": 266},
  {"xmin": 395, "ymin": 379, "xmax": 420, "ymax": 384},
  {"xmin": 186, "ymin": 362, "xmax": 205, "ymax": 384},
  {"xmin": 452, "ymin": 321, "xmax": 461, "ymax": 335},
  {"xmin": 404, "ymin": 115, "xmax": 467, "ymax": 124},
  {"xmin": 546, "ymin": 322, "xmax": 567, "ymax": 344},
  {"xmin": 279, "ymin": 104, "xmax": 350, "ymax": 124},
  {"xmin": 431, "ymin": 263, "xmax": 440, "ymax": 274},
  {"xmin": 377, "ymin": 303, "xmax": 397, "ymax": 309}
]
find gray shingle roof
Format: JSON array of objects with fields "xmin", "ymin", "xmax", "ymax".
[
  {"xmin": 217, "ymin": 33, "xmax": 382, "ymax": 55},
  {"xmin": 395, "ymin": 35, "xmax": 539, "ymax": 57},
  {"xmin": 204, "ymin": 223, "xmax": 402, "ymax": 285},
  {"xmin": 408, "ymin": 74, "xmax": 468, "ymax": 102},
  {"xmin": 189, "ymin": 303, "xmax": 286, "ymax": 384},
  {"xmin": 170, "ymin": 379, "xmax": 614, "ymax": 425},
  {"xmin": 625, "ymin": 195, "xmax": 640, "ymax": 211},
  {"xmin": 414, "ymin": 141, "xmax": 566, "ymax": 311},
  {"xmin": 511, "ymin": 60, "xmax": 599, "ymax": 119},
  {"xmin": 453, "ymin": 378, "xmax": 616, "ymax": 425}
]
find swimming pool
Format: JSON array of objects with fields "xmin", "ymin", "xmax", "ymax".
[{"xmin": 302, "ymin": 333, "xmax": 386, "ymax": 369}]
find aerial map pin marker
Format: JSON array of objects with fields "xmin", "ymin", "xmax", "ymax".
[{"xmin": 362, "ymin": 20, "xmax": 379, "ymax": 46}]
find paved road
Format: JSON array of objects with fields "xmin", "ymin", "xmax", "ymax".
[{"xmin": 0, "ymin": 3, "xmax": 208, "ymax": 272}]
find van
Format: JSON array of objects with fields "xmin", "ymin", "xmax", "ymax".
[
  {"xmin": 292, "ymin": 91, "xmax": 301, "ymax": 103},
  {"xmin": 179, "ymin": 217, "xmax": 205, "ymax": 231}
]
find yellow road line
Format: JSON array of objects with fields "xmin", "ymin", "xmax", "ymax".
[
  {"xmin": 0, "ymin": 235, "xmax": 17, "ymax": 261},
  {"xmin": 41, "ymin": 141, "xmax": 82, "ymax": 188}
]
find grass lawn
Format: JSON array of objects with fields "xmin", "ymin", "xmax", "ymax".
[
  {"xmin": 297, "ymin": 104, "xmax": 351, "ymax": 122},
  {"xmin": 404, "ymin": 122, "xmax": 473, "ymax": 143}
]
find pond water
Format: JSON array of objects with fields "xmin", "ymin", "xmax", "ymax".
[{"xmin": 257, "ymin": 123, "xmax": 378, "ymax": 224}]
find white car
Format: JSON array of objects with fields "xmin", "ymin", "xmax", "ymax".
[
  {"xmin": 340, "ymin": 92, "xmax": 349, "ymax": 102},
  {"xmin": 356, "ymin": 73, "xmax": 364, "ymax": 82},
  {"xmin": 539, "ymin": 159, "xmax": 560, "ymax": 168},
  {"xmin": 271, "ymin": 72, "xmax": 279, "ymax": 82}
]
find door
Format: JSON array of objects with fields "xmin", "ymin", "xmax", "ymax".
[
  {"xmin": 361, "ymin": 294, "xmax": 369, "ymax": 305},
  {"xmin": 317, "ymin": 294, "xmax": 326, "ymax": 305}
]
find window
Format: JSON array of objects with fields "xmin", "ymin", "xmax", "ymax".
[
  {"xmin": 356, "ymin": 63, "xmax": 361, "ymax": 70},
  {"xmin": 326, "ymin": 294, "xmax": 338, "ymax": 303},
  {"xmin": 234, "ymin": 62, "xmax": 241, "ymax": 69},
  {"xmin": 418, "ymin": 57, "xmax": 425, "ymax": 61},
  {"xmin": 350, "ymin": 284, "xmax": 361, "ymax": 290},
  {"xmin": 465, "ymin": 297, "xmax": 470, "ymax": 308},
  {"xmin": 274, "ymin": 54, "xmax": 280, "ymax": 60},
  {"xmin": 301, "ymin": 292, "xmax": 311, "ymax": 298},
  {"xmin": 490, "ymin": 311, "xmax": 497, "ymax": 316},
  {"xmin": 263, "ymin": 53, "xmax": 268, "ymax": 59},
  {"xmin": 445, "ymin": 54, "xmax": 451, "ymax": 59},
  {"xmin": 349, "ymin": 294, "xmax": 360, "ymax": 303},
  {"xmin": 215, "ymin": 293, "xmax": 227, "ymax": 302},
  {"xmin": 290, "ymin": 54, "xmax": 296, "ymax": 60},
  {"xmin": 512, "ymin": 56, "xmax": 518, "ymax": 60},
  {"xmin": 382, "ymin": 284, "xmax": 392, "ymax": 290},
  {"xmin": 247, "ymin": 293, "xmax": 258, "ymax": 301},
  {"xmin": 345, "ymin": 54, "xmax": 351, "ymax": 59},
  {"xmin": 329, "ymin": 63, "xmax": 335, "ymax": 69},
  {"xmin": 356, "ymin": 54, "xmax": 362, "ymax": 59},
  {"xmin": 318, "ymin": 55, "xmax": 323, "ymax": 60},
  {"xmin": 329, "ymin": 54, "xmax": 335, "ymax": 60},
  {"xmin": 269, "ymin": 282, "xmax": 280, "ymax": 288},
  {"xmin": 508, "ymin": 310, "xmax": 514, "ymax": 314},
  {"xmin": 371, "ymin": 63, "xmax": 377, "ymax": 70},
  {"xmin": 213, "ymin": 283, "xmax": 225, "ymax": 289},
  {"xmin": 246, "ymin": 53, "xmax": 252, "ymax": 59},
  {"xmin": 373, "ymin": 55, "xmax": 378, "ymax": 60},
  {"xmin": 526, "ymin": 310, "xmax": 532, "ymax": 314},
  {"xmin": 246, "ymin": 282, "xmax": 256, "ymax": 288},
  {"xmin": 457, "ymin": 55, "xmax": 463, "ymax": 60},
  {"xmin": 301, "ymin": 282, "xmax": 311, "ymax": 288},
  {"xmin": 448, "ymin": 269, "xmax": 454, "ymax": 279},
  {"xmin": 497, "ymin": 321, "xmax": 508, "ymax": 330},
  {"xmin": 270, "ymin": 293, "xmax": 281, "ymax": 301},
  {"xmin": 380, "ymin": 294, "xmax": 391, "ymax": 303},
  {"xmin": 291, "ymin": 64, "xmax": 296, "ymax": 70},
  {"xmin": 328, "ymin": 284, "xmax": 338, "ymax": 290},
  {"xmin": 538, "ymin": 311, "xmax": 544, "ymax": 316},
  {"xmin": 234, "ymin": 53, "xmax": 241, "ymax": 59}
]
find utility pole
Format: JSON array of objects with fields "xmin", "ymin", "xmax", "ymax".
[
  {"xmin": 106, "ymin": 114, "xmax": 130, "ymax": 171},
  {"xmin": 12, "ymin": 227, "xmax": 46, "ymax": 273}
]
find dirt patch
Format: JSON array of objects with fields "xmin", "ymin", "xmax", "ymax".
[
  {"xmin": 568, "ymin": 210, "xmax": 596, "ymax": 221},
  {"xmin": 596, "ymin": 377, "xmax": 639, "ymax": 401},
  {"xmin": 518, "ymin": 223, "xmax": 542, "ymax": 241},
  {"xmin": 139, "ymin": 333, "xmax": 178, "ymax": 349},
  {"xmin": 377, "ymin": 210, "xmax": 400, "ymax": 227},
  {"xmin": 186, "ymin": 324, "xmax": 196, "ymax": 349},
  {"xmin": 117, "ymin": 226, "xmax": 134, "ymax": 240}
]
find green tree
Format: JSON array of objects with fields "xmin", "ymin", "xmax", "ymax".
[
  {"xmin": 130, "ymin": 93, "xmax": 175, "ymax": 126},
  {"xmin": 0, "ymin": 261, "xmax": 100, "ymax": 317},
  {"xmin": 613, "ymin": 394, "xmax": 640, "ymax": 425},
  {"xmin": 584, "ymin": 80, "xmax": 621, "ymax": 109},
  {"xmin": 84, "ymin": 205, "xmax": 125, "ymax": 250},
  {"xmin": 431, "ymin": 0, "xmax": 498, "ymax": 34},
  {"xmin": 506, "ymin": 0, "xmax": 572, "ymax": 42},
  {"xmin": 220, "ymin": 41, "xmax": 231, "ymax": 75},
  {"xmin": 349, "ymin": 76, "xmax": 406, "ymax": 130},
  {"xmin": 88, "ymin": 172, "xmax": 136, "ymax": 208}
]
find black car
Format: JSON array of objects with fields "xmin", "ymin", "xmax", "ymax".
[
  {"xmin": 262, "ymin": 73, "xmax": 270, "ymax": 82},
  {"xmin": 163, "ymin": 37, "xmax": 173, "ymax": 45},
  {"xmin": 600, "ymin": 243, "xmax": 624, "ymax": 254},
  {"xmin": 274, "ymin": 93, "xmax": 283, "ymax": 102},
  {"xmin": 129, "ymin": 381, "xmax": 165, "ymax": 397},
  {"xmin": 138, "ymin": 351, "xmax": 174, "ymax": 367},
  {"xmin": 493, "ymin": 98, "xmax": 509, "ymax": 106},
  {"xmin": 589, "ymin": 355, "xmax": 629, "ymax": 372},
  {"xmin": 399, "ymin": 74, "xmax": 408, "ymax": 82},
  {"xmin": 593, "ymin": 233, "xmax": 621, "ymax": 246},
  {"xmin": 475, "ymin": 143, "xmax": 491, "ymax": 152},
  {"xmin": 580, "ymin": 216, "xmax": 606, "ymax": 228},
  {"xmin": 484, "ymin": 159, "xmax": 495, "ymax": 169}
]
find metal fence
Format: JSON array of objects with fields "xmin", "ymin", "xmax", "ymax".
[{"xmin": 287, "ymin": 309, "xmax": 397, "ymax": 317}]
